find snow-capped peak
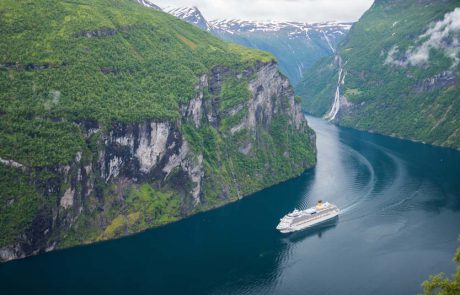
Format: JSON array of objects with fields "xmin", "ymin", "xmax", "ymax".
[
  {"xmin": 136, "ymin": 0, "xmax": 161, "ymax": 11},
  {"xmin": 163, "ymin": 6, "xmax": 212, "ymax": 32}
]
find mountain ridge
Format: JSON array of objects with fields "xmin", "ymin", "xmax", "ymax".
[
  {"xmin": 158, "ymin": 5, "xmax": 352, "ymax": 85},
  {"xmin": 136, "ymin": 0, "xmax": 161, "ymax": 10},
  {"xmin": 164, "ymin": 6, "xmax": 213, "ymax": 31}
]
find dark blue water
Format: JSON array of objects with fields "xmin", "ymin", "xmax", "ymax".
[{"xmin": 1, "ymin": 116, "xmax": 459, "ymax": 295}]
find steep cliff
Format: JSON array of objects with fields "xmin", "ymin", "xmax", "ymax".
[
  {"xmin": 0, "ymin": 0, "xmax": 316, "ymax": 262},
  {"xmin": 298, "ymin": 0, "xmax": 460, "ymax": 149}
]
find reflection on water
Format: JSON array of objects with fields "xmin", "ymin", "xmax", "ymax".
[{"xmin": 1, "ymin": 116, "xmax": 459, "ymax": 295}]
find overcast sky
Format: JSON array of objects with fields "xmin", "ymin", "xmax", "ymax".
[{"xmin": 153, "ymin": 0, "xmax": 374, "ymax": 22}]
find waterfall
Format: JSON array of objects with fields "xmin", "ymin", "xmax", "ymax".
[
  {"xmin": 322, "ymin": 31, "xmax": 335, "ymax": 53},
  {"xmin": 297, "ymin": 64, "xmax": 304, "ymax": 79},
  {"xmin": 325, "ymin": 56, "xmax": 345, "ymax": 121}
]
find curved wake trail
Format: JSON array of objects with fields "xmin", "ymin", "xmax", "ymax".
[
  {"xmin": 342, "ymin": 143, "xmax": 409, "ymax": 223},
  {"xmin": 340, "ymin": 146, "xmax": 376, "ymax": 215},
  {"xmin": 296, "ymin": 139, "xmax": 376, "ymax": 214},
  {"xmin": 297, "ymin": 116, "xmax": 409, "ymax": 223}
]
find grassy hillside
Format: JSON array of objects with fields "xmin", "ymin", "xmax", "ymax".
[
  {"xmin": 0, "ymin": 0, "xmax": 273, "ymax": 167},
  {"xmin": 299, "ymin": 0, "xmax": 460, "ymax": 148}
]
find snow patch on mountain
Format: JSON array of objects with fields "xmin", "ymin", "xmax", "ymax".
[
  {"xmin": 136, "ymin": 0, "xmax": 161, "ymax": 10},
  {"xmin": 164, "ymin": 6, "xmax": 212, "ymax": 31},
  {"xmin": 157, "ymin": 5, "xmax": 351, "ymax": 42},
  {"xmin": 209, "ymin": 19, "xmax": 352, "ymax": 37}
]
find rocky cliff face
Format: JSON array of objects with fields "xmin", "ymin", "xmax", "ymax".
[{"xmin": 0, "ymin": 61, "xmax": 316, "ymax": 262}]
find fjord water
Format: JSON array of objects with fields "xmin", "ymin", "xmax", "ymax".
[{"xmin": 1, "ymin": 116, "xmax": 459, "ymax": 295}]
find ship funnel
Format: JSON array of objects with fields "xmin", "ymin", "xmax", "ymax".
[{"xmin": 316, "ymin": 200, "xmax": 324, "ymax": 209}]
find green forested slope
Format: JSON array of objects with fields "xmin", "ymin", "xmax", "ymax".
[
  {"xmin": 0, "ymin": 0, "xmax": 272, "ymax": 167},
  {"xmin": 0, "ymin": 0, "xmax": 316, "ymax": 260},
  {"xmin": 298, "ymin": 0, "xmax": 460, "ymax": 148}
]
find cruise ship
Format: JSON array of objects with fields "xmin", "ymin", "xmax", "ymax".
[{"xmin": 276, "ymin": 200, "xmax": 340, "ymax": 233}]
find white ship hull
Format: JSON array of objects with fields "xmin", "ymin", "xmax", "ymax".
[
  {"xmin": 276, "ymin": 201, "xmax": 340, "ymax": 233},
  {"xmin": 278, "ymin": 211, "xmax": 339, "ymax": 233}
]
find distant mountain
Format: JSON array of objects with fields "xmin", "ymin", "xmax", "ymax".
[
  {"xmin": 298, "ymin": 0, "xmax": 460, "ymax": 149},
  {"xmin": 159, "ymin": 5, "xmax": 352, "ymax": 85},
  {"xmin": 136, "ymin": 0, "xmax": 161, "ymax": 10},
  {"xmin": 211, "ymin": 20, "xmax": 352, "ymax": 85},
  {"xmin": 164, "ymin": 6, "xmax": 212, "ymax": 32}
]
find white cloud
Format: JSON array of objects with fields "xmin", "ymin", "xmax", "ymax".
[
  {"xmin": 384, "ymin": 45, "xmax": 403, "ymax": 66},
  {"xmin": 408, "ymin": 7, "xmax": 460, "ymax": 66},
  {"xmin": 385, "ymin": 8, "xmax": 460, "ymax": 67},
  {"xmin": 152, "ymin": 0, "xmax": 373, "ymax": 22}
]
